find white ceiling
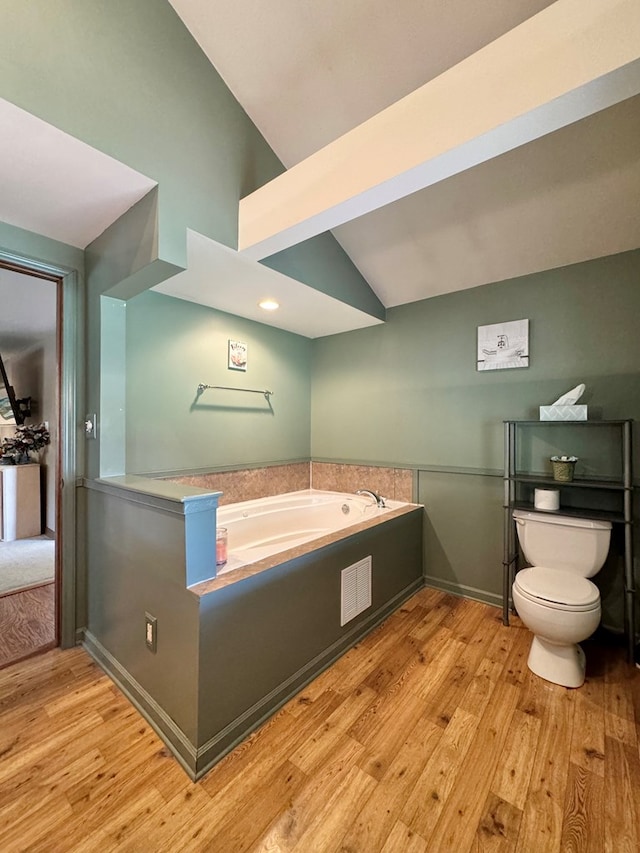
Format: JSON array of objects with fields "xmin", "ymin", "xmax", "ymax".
[
  {"xmin": 0, "ymin": 98, "xmax": 157, "ymax": 250},
  {"xmin": 153, "ymin": 230, "xmax": 383, "ymax": 338},
  {"xmin": 170, "ymin": 0, "xmax": 558, "ymax": 166},
  {"xmin": 335, "ymin": 96, "xmax": 640, "ymax": 305}
]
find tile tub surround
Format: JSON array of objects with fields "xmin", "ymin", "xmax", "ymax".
[
  {"xmin": 311, "ymin": 462, "xmax": 414, "ymax": 503},
  {"xmin": 166, "ymin": 462, "xmax": 414, "ymax": 505},
  {"xmin": 169, "ymin": 462, "xmax": 310, "ymax": 505}
]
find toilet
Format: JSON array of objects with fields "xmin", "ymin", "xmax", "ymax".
[{"xmin": 512, "ymin": 509, "xmax": 612, "ymax": 688}]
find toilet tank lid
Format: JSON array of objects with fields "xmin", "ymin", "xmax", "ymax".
[{"xmin": 512, "ymin": 509, "xmax": 612, "ymax": 531}]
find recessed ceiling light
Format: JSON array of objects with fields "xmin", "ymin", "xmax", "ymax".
[{"xmin": 258, "ymin": 298, "xmax": 279, "ymax": 311}]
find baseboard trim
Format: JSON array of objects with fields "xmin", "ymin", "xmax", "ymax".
[
  {"xmin": 83, "ymin": 631, "xmax": 198, "ymax": 779},
  {"xmin": 423, "ymin": 574, "xmax": 502, "ymax": 609}
]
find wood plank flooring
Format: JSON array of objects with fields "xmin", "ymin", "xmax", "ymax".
[
  {"xmin": 0, "ymin": 583, "xmax": 56, "ymax": 669},
  {"xmin": 0, "ymin": 587, "xmax": 638, "ymax": 852}
]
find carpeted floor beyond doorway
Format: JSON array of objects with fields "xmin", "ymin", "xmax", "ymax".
[{"xmin": 0, "ymin": 537, "xmax": 55, "ymax": 596}]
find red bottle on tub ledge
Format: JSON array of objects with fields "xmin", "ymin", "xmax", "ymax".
[{"xmin": 216, "ymin": 527, "xmax": 228, "ymax": 567}]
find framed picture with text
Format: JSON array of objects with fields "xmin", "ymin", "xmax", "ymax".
[{"xmin": 228, "ymin": 339, "xmax": 248, "ymax": 371}]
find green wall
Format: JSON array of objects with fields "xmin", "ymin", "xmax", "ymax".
[
  {"xmin": 85, "ymin": 484, "xmax": 202, "ymax": 744},
  {"xmin": 0, "ymin": 221, "xmax": 84, "ymax": 275},
  {"xmin": 312, "ymin": 249, "xmax": 640, "ymax": 621},
  {"xmin": 312, "ymin": 250, "xmax": 640, "ymax": 468},
  {"xmin": 125, "ymin": 291, "xmax": 311, "ymax": 474}
]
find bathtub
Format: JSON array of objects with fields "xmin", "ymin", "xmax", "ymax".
[{"xmin": 215, "ymin": 489, "xmax": 409, "ymax": 575}]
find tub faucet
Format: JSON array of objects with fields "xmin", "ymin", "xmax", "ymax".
[{"xmin": 355, "ymin": 489, "xmax": 386, "ymax": 508}]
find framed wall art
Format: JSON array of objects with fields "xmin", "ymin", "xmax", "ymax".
[
  {"xmin": 477, "ymin": 319, "xmax": 529, "ymax": 371},
  {"xmin": 228, "ymin": 339, "xmax": 248, "ymax": 371}
]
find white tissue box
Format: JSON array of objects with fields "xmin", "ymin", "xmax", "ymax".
[{"xmin": 539, "ymin": 405, "xmax": 587, "ymax": 421}]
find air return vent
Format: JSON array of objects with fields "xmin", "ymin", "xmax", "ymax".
[{"xmin": 341, "ymin": 556, "xmax": 372, "ymax": 626}]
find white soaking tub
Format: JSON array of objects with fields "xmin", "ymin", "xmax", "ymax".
[{"xmin": 216, "ymin": 489, "xmax": 408, "ymax": 574}]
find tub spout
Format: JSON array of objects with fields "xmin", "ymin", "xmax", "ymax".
[{"xmin": 355, "ymin": 489, "xmax": 386, "ymax": 508}]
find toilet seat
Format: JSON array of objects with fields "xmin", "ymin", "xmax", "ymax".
[{"xmin": 514, "ymin": 567, "xmax": 600, "ymax": 612}]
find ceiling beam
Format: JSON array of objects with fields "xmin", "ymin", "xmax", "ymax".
[{"xmin": 238, "ymin": 0, "xmax": 640, "ymax": 261}]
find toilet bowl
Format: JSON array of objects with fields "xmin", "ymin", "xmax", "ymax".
[
  {"xmin": 513, "ymin": 567, "xmax": 601, "ymax": 687},
  {"xmin": 512, "ymin": 510, "xmax": 611, "ymax": 688}
]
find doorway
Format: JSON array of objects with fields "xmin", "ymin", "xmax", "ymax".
[{"xmin": 0, "ymin": 264, "xmax": 60, "ymax": 667}]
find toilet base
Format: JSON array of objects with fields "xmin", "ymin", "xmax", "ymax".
[{"xmin": 527, "ymin": 635, "xmax": 587, "ymax": 688}]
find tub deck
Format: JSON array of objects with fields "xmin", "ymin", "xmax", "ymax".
[{"xmin": 191, "ymin": 497, "xmax": 421, "ymax": 595}]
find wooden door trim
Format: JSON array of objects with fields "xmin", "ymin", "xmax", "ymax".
[{"xmin": 0, "ymin": 253, "xmax": 81, "ymax": 649}]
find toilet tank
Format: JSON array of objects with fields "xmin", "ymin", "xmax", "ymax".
[{"xmin": 513, "ymin": 510, "xmax": 612, "ymax": 577}]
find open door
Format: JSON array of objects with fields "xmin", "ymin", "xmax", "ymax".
[{"xmin": 0, "ymin": 264, "xmax": 61, "ymax": 667}]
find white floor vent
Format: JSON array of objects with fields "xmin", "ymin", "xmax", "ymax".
[{"xmin": 341, "ymin": 556, "xmax": 372, "ymax": 626}]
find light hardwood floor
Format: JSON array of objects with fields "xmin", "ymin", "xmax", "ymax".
[{"xmin": 0, "ymin": 587, "xmax": 638, "ymax": 852}]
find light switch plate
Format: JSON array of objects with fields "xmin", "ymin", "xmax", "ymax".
[
  {"xmin": 145, "ymin": 612, "xmax": 157, "ymax": 653},
  {"xmin": 85, "ymin": 413, "xmax": 97, "ymax": 439}
]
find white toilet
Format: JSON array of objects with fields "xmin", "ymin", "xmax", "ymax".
[{"xmin": 512, "ymin": 509, "xmax": 612, "ymax": 688}]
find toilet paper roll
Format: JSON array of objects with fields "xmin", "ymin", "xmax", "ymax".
[{"xmin": 534, "ymin": 488, "xmax": 560, "ymax": 511}]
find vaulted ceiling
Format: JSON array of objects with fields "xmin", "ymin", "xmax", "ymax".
[
  {"xmin": 1, "ymin": 2, "xmax": 639, "ymax": 342},
  {"xmin": 169, "ymin": 0, "xmax": 640, "ymax": 307}
]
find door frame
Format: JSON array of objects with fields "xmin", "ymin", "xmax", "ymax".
[{"xmin": 0, "ymin": 251, "xmax": 82, "ymax": 648}]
